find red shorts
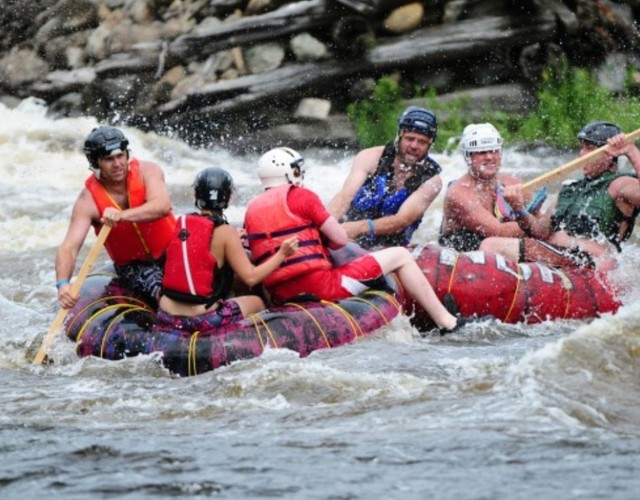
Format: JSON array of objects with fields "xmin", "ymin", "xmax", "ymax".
[{"xmin": 269, "ymin": 255, "xmax": 384, "ymax": 303}]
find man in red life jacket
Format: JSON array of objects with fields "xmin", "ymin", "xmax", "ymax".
[
  {"xmin": 244, "ymin": 147, "xmax": 485, "ymax": 334},
  {"xmin": 156, "ymin": 167, "xmax": 297, "ymax": 332},
  {"xmin": 55, "ymin": 126, "xmax": 176, "ymax": 307}
]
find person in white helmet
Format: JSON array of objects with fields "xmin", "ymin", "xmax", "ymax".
[
  {"xmin": 244, "ymin": 147, "xmax": 487, "ymax": 334},
  {"xmin": 439, "ymin": 123, "xmax": 542, "ymax": 254},
  {"xmin": 328, "ymin": 106, "xmax": 442, "ymax": 249},
  {"xmin": 155, "ymin": 167, "xmax": 298, "ymax": 334},
  {"xmin": 480, "ymin": 121, "xmax": 640, "ymax": 268}
]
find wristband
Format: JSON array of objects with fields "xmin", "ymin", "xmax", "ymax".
[
  {"xmin": 366, "ymin": 219, "xmax": 375, "ymax": 237},
  {"xmin": 56, "ymin": 279, "xmax": 70, "ymax": 289},
  {"xmin": 514, "ymin": 210, "xmax": 527, "ymax": 219}
]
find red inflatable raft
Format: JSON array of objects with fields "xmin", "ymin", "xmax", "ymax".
[
  {"xmin": 404, "ymin": 244, "xmax": 622, "ymax": 330},
  {"xmin": 63, "ymin": 244, "xmax": 622, "ymax": 376}
]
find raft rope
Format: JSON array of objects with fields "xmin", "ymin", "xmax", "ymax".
[
  {"xmin": 67, "ymin": 295, "xmax": 151, "ymax": 334},
  {"xmin": 98, "ymin": 307, "xmax": 147, "ymax": 358},
  {"xmin": 320, "ymin": 300, "xmax": 364, "ymax": 338},
  {"xmin": 284, "ymin": 302, "xmax": 332, "ymax": 348},
  {"xmin": 248, "ymin": 312, "xmax": 278, "ymax": 350},
  {"xmin": 188, "ymin": 330, "xmax": 201, "ymax": 377},
  {"xmin": 76, "ymin": 303, "xmax": 144, "ymax": 346},
  {"xmin": 362, "ymin": 289, "xmax": 402, "ymax": 315},
  {"xmin": 503, "ymin": 267, "xmax": 522, "ymax": 323},
  {"xmin": 447, "ymin": 251, "xmax": 523, "ymax": 323},
  {"xmin": 555, "ymin": 268, "xmax": 573, "ymax": 318},
  {"xmin": 446, "ymin": 252, "xmax": 460, "ymax": 295}
]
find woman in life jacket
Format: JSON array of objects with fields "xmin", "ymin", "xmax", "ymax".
[{"xmin": 155, "ymin": 167, "xmax": 298, "ymax": 333}]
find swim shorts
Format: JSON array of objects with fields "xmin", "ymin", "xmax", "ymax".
[
  {"xmin": 268, "ymin": 254, "xmax": 385, "ymax": 303},
  {"xmin": 114, "ymin": 259, "xmax": 164, "ymax": 304},
  {"xmin": 154, "ymin": 299, "xmax": 243, "ymax": 333}
]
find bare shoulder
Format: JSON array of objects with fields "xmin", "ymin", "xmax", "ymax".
[
  {"xmin": 352, "ymin": 146, "xmax": 385, "ymax": 172},
  {"xmin": 499, "ymin": 173, "xmax": 522, "ymax": 186},
  {"xmin": 74, "ymin": 188, "xmax": 100, "ymax": 220},
  {"xmin": 137, "ymin": 159, "xmax": 165, "ymax": 175}
]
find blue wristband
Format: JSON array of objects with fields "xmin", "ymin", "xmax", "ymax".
[
  {"xmin": 56, "ymin": 279, "xmax": 70, "ymax": 289},
  {"xmin": 366, "ymin": 219, "xmax": 375, "ymax": 237},
  {"xmin": 514, "ymin": 210, "xmax": 527, "ymax": 219}
]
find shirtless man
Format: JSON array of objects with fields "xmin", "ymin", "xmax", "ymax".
[
  {"xmin": 483, "ymin": 122, "xmax": 640, "ymax": 267},
  {"xmin": 439, "ymin": 123, "xmax": 535, "ymax": 252}
]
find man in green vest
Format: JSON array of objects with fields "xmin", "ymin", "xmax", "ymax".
[{"xmin": 482, "ymin": 121, "xmax": 640, "ymax": 269}]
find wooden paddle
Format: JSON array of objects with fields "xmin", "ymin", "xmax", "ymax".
[
  {"xmin": 522, "ymin": 128, "xmax": 640, "ymax": 193},
  {"xmin": 32, "ymin": 225, "xmax": 111, "ymax": 365}
]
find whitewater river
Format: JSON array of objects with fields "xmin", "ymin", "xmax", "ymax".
[{"xmin": 1, "ymin": 98, "xmax": 640, "ymax": 499}]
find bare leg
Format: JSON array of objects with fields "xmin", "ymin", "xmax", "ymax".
[
  {"xmin": 232, "ymin": 295, "xmax": 266, "ymax": 316},
  {"xmin": 480, "ymin": 237, "xmax": 520, "ymax": 261},
  {"xmin": 370, "ymin": 247, "xmax": 457, "ymax": 330}
]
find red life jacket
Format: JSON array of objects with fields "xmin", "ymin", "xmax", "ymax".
[
  {"xmin": 244, "ymin": 185, "xmax": 331, "ymax": 289},
  {"xmin": 85, "ymin": 158, "xmax": 176, "ymax": 265},
  {"xmin": 161, "ymin": 214, "xmax": 219, "ymax": 304}
]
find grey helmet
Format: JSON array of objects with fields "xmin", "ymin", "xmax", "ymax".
[{"xmin": 577, "ymin": 121, "xmax": 622, "ymax": 147}]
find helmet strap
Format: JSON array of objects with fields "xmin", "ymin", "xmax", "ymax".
[{"xmin": 89, "ymin": 164, "xmax": 101, "ymax": 180}]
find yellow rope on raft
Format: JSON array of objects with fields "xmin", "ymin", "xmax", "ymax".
[
  {"xmin": 554, "ymin": 268, "xmax": 573, "ymax": 318},
  {"xmin": 447, "ymin": 252, "xmax": 460, "ymax": 294},
  {"xmin": 362, "ymin": 289, "xmax": 402, "ymax": 314},
  {"xmin": 503, "ymin": 265, "xmax": 522, "ymax": 323},
  {"xmin": 76, "ymin": 303, "xmax": 141, "ymax": 345},
  {"xmin": 99, "ymin": 306, "xmax": 148, "ymax": 358},
  {"xmin": 188, "ymin": 330, "xmax": 201, "ymax": 377},
  {"xmin": 247, "ymin": 312, "xmax": 278, "ymax": 350},
  {"xmin": 345, "ymin": 296, "xmax": 391, "ymax": 326},
  {"xmin": 67, "ymin": 295, "xmax": 152, "ymax": 333},
  {"xmin": 320, "ymin": 300, "xmax": 363, "ymax": 338},
  {"xmin": 284, "ymin": 302, "xmax": 331, "ymax": 348}
]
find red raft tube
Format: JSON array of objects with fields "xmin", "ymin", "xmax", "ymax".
[
  {"xmin": 404, "ymin": 244, "xmax": 622, "ymax": 331},
  {"xmin": 64, "ymin": 272, "xmax": 403, "ymax": 377}
]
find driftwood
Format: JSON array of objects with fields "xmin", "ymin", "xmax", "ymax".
[
  {"xmin": 160, "ymin": 15, "xmax": 556, "ymax": 119},
  {"xmin": 169, "ymin": 0, "xmax": 330, "ymax": 62},
  {"xmin": 2, "ymin": 0, "xmax": 638, "ymax": 149}
]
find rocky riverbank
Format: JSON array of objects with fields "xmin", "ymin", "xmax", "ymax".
[{"xmin": 1, "ymin": 0, "xmax": 639, "ymax": 151}]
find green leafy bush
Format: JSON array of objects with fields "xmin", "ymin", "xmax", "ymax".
[
  {"xmin": 346, "ymin": 76, "xmax": 404, "ymax": 148},
  {"xmin": 347, "ymin": 65, "xmax": 640, "ymax": 152}
]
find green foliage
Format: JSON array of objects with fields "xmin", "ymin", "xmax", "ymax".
[
  {"xmin": 346, "ymin": 76, "xmax": 405, "ymax": 148},
  {"xmin": 515, "ymin": 64, "xmax": 640, "ymax": 148},
  {"xmin": 347, "ymin": 64, "xmax": 640, "ymax": 152}
]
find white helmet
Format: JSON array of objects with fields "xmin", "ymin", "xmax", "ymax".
[
  {"xmin": 257, "ymin": 147, "xmax": 305, "ymax": 188},
  {"xmin": 460, "ymin": 123, "xmax": 503, "ymax": 160}
]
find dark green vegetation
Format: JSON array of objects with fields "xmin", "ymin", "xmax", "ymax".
[{"xmin": 347, "ymin": 65, "xmax": 640, "ymax": 153}]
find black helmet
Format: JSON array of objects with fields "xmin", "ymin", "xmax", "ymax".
[
  {"xmin": 577, "ymin": 121, "xmax": 622, "ymax": 147},
  {"xmin": 398, "ymin": 106, "xmax": 438, "ymax": 139},
  {"xmin": 83, "ymin": 126, "xmax": 130, "ymax": 170},
  {"xmin": 193, "ymin": 167, "xmax": 234, "ymax": 211}
]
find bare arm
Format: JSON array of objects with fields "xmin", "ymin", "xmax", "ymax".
[
  {"xmin": 503, "ymin": 184, "xmax": 554, "ymax": 239},
  {"xmin": 607, "ymin": 133, "xmax": 640, "ymax": 211},
  {"xmin": 55, "ymin": 190, "xmax": 99, "ymax": 308},
  {"xmin": 342, "ymin": 175, "xmax": 443, "ymax": 240},
  {"xmin": 102, "ymin": 161, "xmax": 173, "ymax": 226},
  {"xmin": 219, "ymin": 226, "xmax": 298, "ymax": 288},
  {"xmin": 319, "ymin": 215, "xmax": 349, "ymax": 249},
  {"xmin": 443, "ymin": 181, "xmax": 525, "ymax": 238},
  {"xmin": 327, "ymin": 147, "xmax": 383, "ymax": 218}
]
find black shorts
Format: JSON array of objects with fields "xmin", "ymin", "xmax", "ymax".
[{"xmin": 114, "ymin": 259, "xmax": 164, "ymax": 304}]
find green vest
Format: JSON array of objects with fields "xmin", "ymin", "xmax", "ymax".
[{"xmin": 551, "ymin": 171, "xmax": 637, "ymax": 245}]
